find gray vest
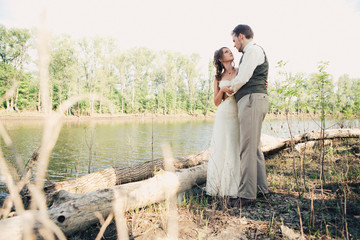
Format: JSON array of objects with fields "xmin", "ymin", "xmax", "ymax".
[{"xmin": 234, "ymin": 45, "xmax": 268, "ymax": 102}]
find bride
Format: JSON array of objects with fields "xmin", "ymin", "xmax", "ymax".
[{"xmin": 206, "ymin": 47, "xmax": 241, "ymax": 198}]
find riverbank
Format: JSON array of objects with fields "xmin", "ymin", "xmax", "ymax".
[
  {"xmin": 0, "ymin": 111, "xmax": 357, "ymax": 123},
  {"xmin": 0, "ymin": 111, "xmax": 216, "ymax": 122}
]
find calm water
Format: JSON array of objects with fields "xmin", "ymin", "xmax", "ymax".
[{"xmin": 0, "ymin": 117, "xmax": 358, "ymax": 186}]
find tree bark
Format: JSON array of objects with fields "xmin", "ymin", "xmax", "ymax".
[
  {"xmin": 28, "ymin": 149, "xmax": 209, "ymax": 207},
  {"xmin": 0, "ymin": 164, "xmax": 207, "ymax": 238},
  {"xmin": 261, "ymin": 128, "xmax": 360, "ymax": 155}
]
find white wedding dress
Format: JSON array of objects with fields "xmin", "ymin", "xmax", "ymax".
[{"xmin": 206, "ymin": 80, "xmax": 241, "ymax": 198}]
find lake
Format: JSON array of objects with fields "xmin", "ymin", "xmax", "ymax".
[{"xmin": 0, "ymin": 116, "xmax": 359, "ymax": 186}]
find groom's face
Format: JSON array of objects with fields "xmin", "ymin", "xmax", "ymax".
[{"xmin": 232, "ymin": 33, "xmax": 243, "ymax": 52}]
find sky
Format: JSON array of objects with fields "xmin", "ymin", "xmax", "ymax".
[{"xmin": 1, "ymin": 0, "xmax": 360, "ymax": 82}]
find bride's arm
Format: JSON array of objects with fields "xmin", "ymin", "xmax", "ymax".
[{"xmin": 213, "ymin": 79, "xmax": 225, "ymax": 107}]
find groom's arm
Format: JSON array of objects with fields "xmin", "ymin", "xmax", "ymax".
[{"xmin": 230, "ymin": 46, "xmax": 265, "ymax": 93}]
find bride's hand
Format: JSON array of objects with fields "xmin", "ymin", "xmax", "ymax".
[{"xmin": 221, "ymin": 86, "xmax": 234, "ymax": 96}]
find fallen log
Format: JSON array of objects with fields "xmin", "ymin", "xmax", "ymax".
[
  {"xmin": 44, "ymin": 134, "xmax": 280, "ymax": 195},
  {"xmin": 262, "ymin": 128, "xmax": 360, "ymax": 155},
  {"xmin": 21, "ymin": 129, "xmax": 360, "ymax": 206},
  {"xmin": 18, "ymin": 149, "xmax": 209, "ymax": 207},
  {"xmin": 48, "ymin": 148, "xmax": 209, "ymax": 193},
  {"xmin": 295, "ymin": 140, "xmax": 333, "ymax": 153},
  {"xmin": 0, "ymin": 163, "xmax": 208, "ymax": 238}
]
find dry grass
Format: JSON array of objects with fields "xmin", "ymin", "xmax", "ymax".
[
  {"xmin": 59, "ymin": 138, "xmax": 359, "ymax": 239},
  {"xmin": 0, "ymin": 9, "xmax": 117, "ymax": 239}
]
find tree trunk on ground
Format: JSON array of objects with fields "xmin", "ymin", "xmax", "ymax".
[
  {"xmin": 29, "ymin": 149, "xmax": 209, "ymax": 207},
  {"xmin": 261, "ymin": 128, "xmax": 360, "ymax": 155},
  {"xmin": 0, "ymin": 164, "xmax": 207, "ymax": 238},
  {"xmin": 20, "ymin": 129, "xmax": 360, "ymax": 207}
]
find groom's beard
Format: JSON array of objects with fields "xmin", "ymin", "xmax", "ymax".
[{"xmin": 238, "ymin": 43, "xmax": 244, "ymax": 53}]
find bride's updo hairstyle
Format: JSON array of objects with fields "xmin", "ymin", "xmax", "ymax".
[{"xmin": 214, "ymin": 47, "xmax": 226, "ymax": 81}]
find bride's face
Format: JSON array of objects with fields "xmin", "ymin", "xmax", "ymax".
[{"xmin": 221, "ymin": 48, "xmax": 234, "ymax": 62}]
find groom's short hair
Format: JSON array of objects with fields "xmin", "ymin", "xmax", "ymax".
[{"xmin": 232, "ymin": 24, "xmax": 254, "ymax": 39}]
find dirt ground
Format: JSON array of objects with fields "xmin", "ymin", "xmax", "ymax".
[
  {"xmin": 67, "ymin": 139, "xmax": 360, "ymax": 240},
  {"xmin": 68, "ymin": 186, "xmax": 359, "ymax": 239},
  {"xmin": 68, "ymin": 192, "xmax": 301, "ymax": 240}
]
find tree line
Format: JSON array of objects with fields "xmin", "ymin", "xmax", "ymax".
[{"xmin": 1, "ymin": 25, "xmax": 359, "ymax": 118}]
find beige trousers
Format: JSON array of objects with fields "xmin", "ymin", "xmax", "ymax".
[{"xmin": 237, "ymin": 93, "xmax": 269, "ymax": 199}]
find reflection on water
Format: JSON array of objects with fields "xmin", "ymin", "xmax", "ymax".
[
  {"xmin": 1, "ymin": 119, "xmax": 213, "ymax": 183},
  {"xmin": 0, "ymin": 117, "xmax": 358, "ymax": 185}
]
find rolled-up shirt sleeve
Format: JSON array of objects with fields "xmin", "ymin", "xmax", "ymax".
[{"xmin": 230, "ymin": 43, "xmax": 265, "ymax": 93}]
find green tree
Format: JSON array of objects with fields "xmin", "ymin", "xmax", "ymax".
[
  {"xmin": 307, "ymin": 62, "xmax": 334, "ymax": 116},
  {"xmin": 93, "ymin": 37, "xmax": 117, "ymax": 114},
  {"xmin": 113, "ymin": 51, "xmax": 129, "ymax": 113},
  {"xmin": 274, "ymin": 60, "xmax": 305, "ymax": 115},
  {"xmin": 336, "ymin": 74, "xmax": 354, "ymax": 114},
  {"xmin": 77, "ymin": 37, "xmax": 100, "ymax": 115},
  {"xmin": 311, "ymin": 62, "xmax": 332, "ymax": 184},
  {"xmin": 0, "ymin": 24, "xmax": 31, "ymax": 111},
  {"xmin": 153, "ymin": 51, "xmax": 181, "ymax": 114},
  {"xmin": 179, "ymin": 53, "xmax": 200, "ymax": 114},
  {"xmin": 16, "ymin": 72, "xmax": 38, "ymax": 110},
  {"xmin": 196, "ymin": 58, "xmax": 215, "ymax": 115},
  {"xmin": 126, "ymin": 47, "xmax": 156, "ymax": 113},
  {"xmin": 49, "ymin": 34, "xmax": 77, "ymax": 114},
  {"xmin": 352, "ymin": 77, "xmax": 360, "ymax": 117}
]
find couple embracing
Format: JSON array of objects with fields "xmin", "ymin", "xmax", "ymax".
[{"xmin": 206, "ymin": 24, "xmax": 269, "ymax": 207}]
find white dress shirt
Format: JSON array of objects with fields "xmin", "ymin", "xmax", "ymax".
[{"xmin": 230, "ymin": 41, "xmax": 265, "ymax": 93}]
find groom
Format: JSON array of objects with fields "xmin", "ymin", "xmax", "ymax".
[{"xmin": 223, "ymin": 24, "xmax": 269, "ymax": 207}]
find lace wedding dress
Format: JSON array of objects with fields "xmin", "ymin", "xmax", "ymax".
[{"xmin": 206, "ymin": 80, "xmax": 241, "ymax": 197}]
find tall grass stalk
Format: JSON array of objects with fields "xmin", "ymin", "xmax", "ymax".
[
  {"xmin": 343, "ymin": 185, "xmax": 349, "ymax": 240},
  {"xmin": 296, "ymin": 200, "xmax": 304, "ymax": 238},
  {"xmin": 0, "ymin": 148, "xmax": 25, "ymax": 216},
  {"xmin": 342, "ymin": 158, "xmax": 350, "ymax": 240},
  {"xmin": 315, "ymin": 62, "xmax": 330, "ymax": 192},
  {"xmin": 310, "ymin": 185, "xmax": 315, "ymax": 230},
  {"xmin": 113, "ymin": 192, "xmax": 130, "ymax": 240},
  {"xmin": 0, "ymin": 122, "xmax": 24, "ymax": 175},
  {"xmin": 162, "ymin": 143, "xmax": 179, "ymax": 239},
  {"xmin": 85, "ymin": 127, "xmax": 95, "ymax": 174},
  {"xmin": 152, "ymin": 113, "xmax": 154, "ymax": 162},
  {"xmin": 285, "ymin": 113, "xmax": 300, "ymax": 197},
  {"xmin": 95, "ymin": 212, "xmax": 114, "ymax": 240},
  {"xmin": 0, "ymin": 8, "xmax": 116, "ymax": 238}
]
